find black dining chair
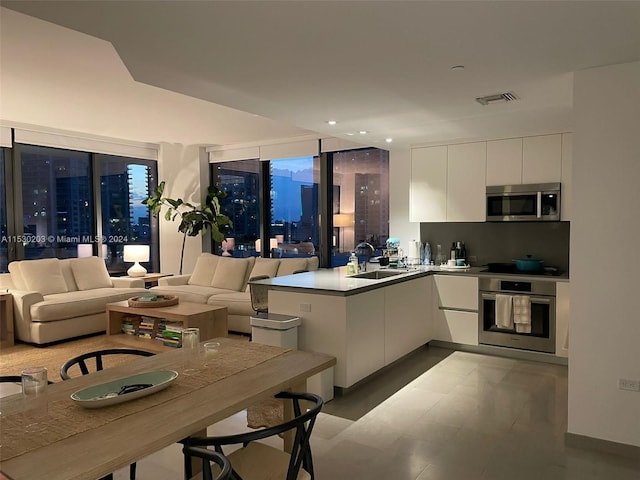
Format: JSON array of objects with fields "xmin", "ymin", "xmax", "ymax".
[
  {"xmin": 183, "ymin": 446, "xmax": 232, "ymax": 480},
  {"xmin": 59, "ymin": 348, "xmax": 155, "ymax": 480},
  {"xmin": 182, "ymin": 391, "xmax": 323, "ymax": 480},
  {"xmin": 59, "ymin": 348, "xmax": 155, "ymax": 380}
]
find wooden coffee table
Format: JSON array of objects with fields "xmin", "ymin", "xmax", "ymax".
[{"xmin": 106, "ymin": 300, "xmax": 227, "ymax": 353}]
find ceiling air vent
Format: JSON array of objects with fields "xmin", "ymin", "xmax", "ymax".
[{"xmin": 475, "ymin": 92, "xmax": 519, "ymax": 106}]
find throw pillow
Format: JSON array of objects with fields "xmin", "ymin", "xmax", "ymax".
[
  {"xmin": 245, "ymin": 258, "xmax": 280, "ymax": 292},
  {"xmin": 70, "ymin": 257, "xmax": 113, "ymax": 290},
  {"xmin": 277, "ymin": 258, "xmax": 309, "ymax": 276},
  {"xmin": 188, "ymin": 254, "xmax": 219, "ymax": 286},
  {"xmin": 18, "ymin": 258, "xmax": 69, "ymax": 296},
  {"xmin": 210, "ymin": 257, "xmax": 250, "ymax": 291}
]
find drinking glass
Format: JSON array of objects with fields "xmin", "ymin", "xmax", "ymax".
[
  {"xmin": 21, "ymin": 366, "xmax": 48, "ymax": 433},
  {"xmin": 181, "ymin": 328, "xmax": 201, "ymax": 375},
  {"xmin": 203, "ymin": 341, "xmax": 221, "ymax": 367}
]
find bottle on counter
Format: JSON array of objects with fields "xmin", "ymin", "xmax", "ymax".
[
  {"xmin": 347, "ymin": 252, "xmax": 358, "ymax": 275},
  {"xmin": 436, "ymin": 244, "xmax": 445, "ymax": 265},
  {"xmin": 423, "ymin": 242, "xmax": 431, "ymax": 265},
  {"xmin": 460, "ymin": 242, "xmax": 467, "ymax": 262},
  {"xmin": 450, "ymin": 242, "xmax": 457, "ymax": 260}
]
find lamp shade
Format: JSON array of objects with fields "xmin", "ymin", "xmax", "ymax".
[
  {"xmin": 123, "ymin": 245, "xmax": 149, "ymax": 277},
  {"xmin": 123, "ymin": 245, "xmax": 150, "ymax": 262},
  {"xmin": 77, "ymin": 244, "xmax": 93, "ymax": 258},
  {"xmin": 333, "ymin": 213, "xmax": 354, "ymax": 228}
]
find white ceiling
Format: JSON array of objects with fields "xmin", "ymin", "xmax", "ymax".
[{"xmin": 3, "ymin": 1, "xmax": 640, "ymax": 149}]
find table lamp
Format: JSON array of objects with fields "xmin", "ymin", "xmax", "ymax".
[{"xmin": 123, "ymin": 245, "xmax": 149, "ymax": 277}]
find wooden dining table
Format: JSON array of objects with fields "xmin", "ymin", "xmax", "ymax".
[{"xmin": 0, "ymin": 337, "xmax": 335, "ymax": 480}]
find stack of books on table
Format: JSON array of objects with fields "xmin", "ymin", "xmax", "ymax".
[
  {"xmin": 157, "ymin": 320, "xmax": 184, "ymax": 348},
  {"xmin": 138, "ymin": 317, "xmax": 156, "ymax": 339},
  {"xmin": 121, "ymin": 315, "xmax": 139, "ymax": 335}
]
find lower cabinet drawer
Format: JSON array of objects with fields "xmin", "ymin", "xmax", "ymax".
[{"xmin": 434, "ymin": 309, "xmax": 478, "ymax": 345}]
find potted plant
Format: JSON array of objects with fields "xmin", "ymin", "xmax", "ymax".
[{"xmin": 143, "ymin": 181, "xmax": 232, "ymax": 274}]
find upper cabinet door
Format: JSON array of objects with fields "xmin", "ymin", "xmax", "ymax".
[
  {"xmin": 522, "ymin": 134, "xmax": 562, "ymax": 184},
  {"xmin": 410, "ymin": 146, "xmax": 447, "ymax": 222},
  {"xmin": 486, "ymin": 138, "xmax": 523, "ymax": 185},
  {"xmin": 447, "ymin": 142, "xmax": 486, "ymax": 222}
]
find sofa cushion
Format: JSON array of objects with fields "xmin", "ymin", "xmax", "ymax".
[
  {"xmin": 59, "ymin": 259, "xmax": 79, "ymax": 292},
  {"xmin": 207, "ymin": 291, "xmax": 255, "ymax": 317},
  {"xmin": 18, "ymin": 259, "xmax": 68, "ymax": 296},
  {"xmin": 249, "ymin": 258, "xmax": 280, "ymax": 279},
  {"xmin": 31, "ymin": 288, "xmax": 146, "ymax": 322},
  {"xmin": 276, "ymin": 258, "xmax": 310, "ymax": 277},
  {"xmin": 188, "ymin": 253, "xmax": 219, "ymax": 286},
  {"xmin": 7, "ymin": 262, "xmax": 27, "ymax": 290},
  {"xmin": 307, "ymin": 256, "xmax": 319, "ymax": 271},
  {"xmin": 211, "ymin": 257, "xmax": 252, "ymax": 291},
  {"xmin": 70, "ymin": 257, "xmax": 112, "ymax": 290}
]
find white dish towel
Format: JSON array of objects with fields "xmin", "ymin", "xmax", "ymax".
[
  {"xmin": 513, "ymin": 295, "xmax": 532, "ymax": 333},
  {"xmin": 495, "ymin": 294, "xmax": 513, "ymax": 329}
]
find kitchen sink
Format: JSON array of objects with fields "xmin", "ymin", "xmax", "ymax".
[{"xmin": 351, "ymin": 270, "xmax": 406, "ymax": 280}]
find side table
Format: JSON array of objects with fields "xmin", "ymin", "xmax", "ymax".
[
  {"xmin": 0, "ymin": 292, "xmax": 14, "ymax": 348},
  {"xmin": 127, "ymin": 273, "xmax": 173, "ymax": 288}
]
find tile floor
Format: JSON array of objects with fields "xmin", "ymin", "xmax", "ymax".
[{"xmin": 114, "ymin": 346, "xmax": 639, "ymax": 479}]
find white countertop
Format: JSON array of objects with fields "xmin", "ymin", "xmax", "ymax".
[{"xmin": 251, "ymin": 264, "xmax": 568, "ymax": 296}]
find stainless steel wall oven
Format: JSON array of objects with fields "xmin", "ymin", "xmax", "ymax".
[{"xmin": 478, "ymin": 277, "xmax": 556, "ymax": 353}]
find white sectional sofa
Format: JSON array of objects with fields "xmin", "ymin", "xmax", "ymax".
[
  {"xmin": 0, "ymin": 257, "xmax": 147, "ymax": 345},
  {"xmin": 150, "ymin": 253, "xmax": 319, "ymax": 334}
]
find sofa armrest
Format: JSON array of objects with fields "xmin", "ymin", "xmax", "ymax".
[
  {"xmin": 158, "ymin": 275, "xmax": 190, "ymax": 286},
  {"xmin": 9, "ymin": 290, "xmax": 44, "ymax": 340},
  {"xmin": 111, "ymin": 277, "xmax": 145, "ymax": 288}
]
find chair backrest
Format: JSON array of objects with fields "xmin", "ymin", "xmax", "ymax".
[
  {"xmin": 185, "ymin": 391, "xmax": 323, "ymax": 480},
  {"xmin": 60, "ymin": 348, "xmax": 155, "ymax": 380},
  {"xmin": 249, "ymin": 275, "xmax": 270, "ymax": 314},
  {"xmin": 183, "ymin": 446, "xmax": 232, "ymax": 480}
]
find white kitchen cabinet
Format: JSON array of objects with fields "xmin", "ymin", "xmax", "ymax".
[
  {"xmin": 446, "ymin": 142, "xmax": 486, "ymax": 222},
  {"xmin": 434, "ymin": 275, "xmax": 478, "ymax": 310},
  {"xmin": 561, "ymin": 133, "xmax": 572, "ymax": 221},
  {"xmin": 555, "ymin": 281, "xmax": 569, "ymax": 358},
  {"xmin": 522, "ymin": 134, "xmax": 562, "ymax": 184},
  {"xmin": 486, "ymin": 138, "xmax": 523, "ymax": 186},
  {"xmin": 410, "ymin": 146, "xmax": 447, "ymax": 222},
  {"xmin": 434, "ymin": 310, "xmax": 479, "ymax": 345},
  {"xmin": 432, "ymin": 275, "xmax": 479, "ymax": 345},
  {"xmin": 384, "ymin": 277, "xmax": 431, "ymax": 364}
]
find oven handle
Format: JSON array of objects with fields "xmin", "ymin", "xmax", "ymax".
[
  {"xmin": 536, "ymin": 191, "xmax": 542, "ymax": 219},
  {"xmin": 480, "ymin": 292, "xmax": 552, "ymax": 304}
]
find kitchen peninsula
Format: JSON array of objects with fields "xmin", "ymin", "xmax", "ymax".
[{"xmin": 254, "ymin": 266, "xmax": 569, "ymax": 391}]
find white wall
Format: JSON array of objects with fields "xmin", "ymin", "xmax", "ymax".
[
  {"xmin": 389, "ymin": 148, "xmax": 421, "ymax": 248},
  {"xmin": 569, "ymin": 61, "xmax": 640, "ymax": 447}
]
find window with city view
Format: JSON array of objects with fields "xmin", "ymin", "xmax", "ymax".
[
  {"xmin": 212, "ymin": 159, "xmax": 261, "ymax": 257},
  {"xmin": 20, "ymin": 145, "xmax": 94, "ymax": 260},
  {"xmin": 269, "ymin": 156, "xmax": 320, "ymax": 257},
  {"xmin": 98, "ymin": 155, "xmax": 157, "ymax": 274},
  {"xmin": 332, "ymin": 148, "xmax": 389, "ymax": 266},
  {"xmin": 0, "ymin": 143, "xmax": 158, "ymax": 274}
]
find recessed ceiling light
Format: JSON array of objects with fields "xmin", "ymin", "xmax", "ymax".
[
  {"xmin": 327, "ymin": 120, "xmax": 337, "ymax": 125},
  {"xmin": 359, "ymin": 130, "xmax": 368, "ymax": 135},
  {"xmin": 450, "ymin": 65, "xmax": 465, "ymax": 71},
  {"xmin": 385, "ymin": 138, "xmax": 393, "ymax": 143},
  {"xmin": 346, "ymin": 133, "xmax": 354, "ymax": 136}
]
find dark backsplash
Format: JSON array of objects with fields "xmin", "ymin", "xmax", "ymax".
[{"xmin": 419, "ymin": 222, "xmax": 570, "ymax": 272}]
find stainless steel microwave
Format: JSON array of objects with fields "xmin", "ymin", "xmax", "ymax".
[{"xmin": 486, "ymin": 183, "xmax": 561, "ymax": 221}]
